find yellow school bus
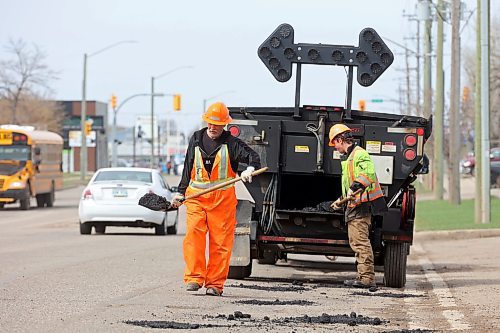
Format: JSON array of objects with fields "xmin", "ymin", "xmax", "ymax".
[{"xmin": 0, "ymin": 125, "xmax": 63, "ymax": 210}]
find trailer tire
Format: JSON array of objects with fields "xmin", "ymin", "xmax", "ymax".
[
  {"xmin": 228, "ymin": 261, "xmax": 252, "ymax": 279},
  {"xmin": 383, "ymin": 242, "xmax": 408, "ymax": 288},
  {"xmin": 45, "ymin": 184, "xmax": 55, "ymax": 207}
]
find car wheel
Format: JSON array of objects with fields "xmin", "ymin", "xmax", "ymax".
[
  {"xmin": 80, "ymin": 221, "xmax": 92, "ymax": 234},
  {"xmin": 94, "ymin": 224, "xmax": 106, "ymax": 234},
  {"xmin": 155, "ymin": 214, "xmax": 167, "ymax": 235},
  {"xmin": 167, "ymin": 211, "xmax": 178, "ymax": 235}
]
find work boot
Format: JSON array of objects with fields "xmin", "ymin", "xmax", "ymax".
[
  {"xmin": 205, "ymin": 287, "xmax": 223, "ymax": 296},
  {"xmin": 352, "ymin": 280, "xmax": 376, "ymax": 289},
  {"xmin": 343, "ymin": 278, "xmax": 360, "ymax": 287},
  {"xmin": 186, "ymin": 282, "xmax": 201, "ymax": 292}
]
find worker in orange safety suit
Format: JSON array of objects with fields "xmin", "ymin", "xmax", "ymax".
[
  {"xmin": 170, "ymin": 102, "xmax": 261, "ymax": 296},
  {"xmin": 329, "ymin": 124, "xmax": 387, "ymax": 289}
]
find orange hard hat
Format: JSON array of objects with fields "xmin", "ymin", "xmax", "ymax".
[
  {"xmin": 202, "ymin": 102, "xmax": 232, "ymax": 125},
  {"xmin": 328, "ymin": 124, "xmax": 351, "ymax": 146}
]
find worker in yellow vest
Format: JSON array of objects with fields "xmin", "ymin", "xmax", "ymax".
[
  {"xmin": 171, "ymin": 102, "xmax": 261, "ymax": 296},
  {"xmin": 330, "ymin": 124, "xmax": 386, "ymax": 289}
]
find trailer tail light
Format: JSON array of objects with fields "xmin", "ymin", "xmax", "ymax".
[
  {"xmin": 228, "ymin": 125, "xmax": 240, "ymax": 137},
  {"xmin": 82, "ymin": 188, "xmax": 93, "ymax": 200},
  {"xmin": 404, "ymin": 148, "xmax": 416, "ymax": 161},
  {"xmin": 404, "ymin": 134, "xmax": 417, "ymax": 147},
  {"xmin": 416, "ymin": 127, "xmax": 424, "ymax": 136}
]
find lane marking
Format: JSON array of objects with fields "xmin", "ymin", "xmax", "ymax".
[
  {"xmin": 413, "ymin": 244, "xmax": 471, "ymax": 331},
  {"xmin": 404, "ymin": 276, "xmax": 430, "ymax": 330}
]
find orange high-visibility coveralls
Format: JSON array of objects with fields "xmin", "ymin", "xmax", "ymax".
[{"xmin": 183, "ymin": 144, "xmax": 237, "ymax": 291}]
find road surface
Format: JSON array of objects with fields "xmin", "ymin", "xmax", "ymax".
[{"xmin": 0, "ymin": 184, "xmax": 499, "ymax": 332}]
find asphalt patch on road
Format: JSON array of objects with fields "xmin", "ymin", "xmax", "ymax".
[
  {"xmin": 382, "ymin": 328, "xmax": 437, "ymax": 333},
  {"xmin": 227, "ymin": 282, "xmax": 309, "ymax": 292},
  {"xmin": 273, "ymin": 312, "xmax": 385, "ymax": 326},
  {"xmin": 350, "ymin": 291, "xmax": 426, "ymax": 298},
  {"xmin": 124, "ymin": 320, "xmax": 229, "ymax": 329},
  {"xmin": 234, "ymin": 299, "xmax": 315, "ymax": 306}
]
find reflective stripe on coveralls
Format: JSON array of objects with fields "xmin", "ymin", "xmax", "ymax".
[
  {"xmin": 341, "ymin": 146, "xmax": 384, "ymax": 208},
  {"xmin": 184, "ymin": 144, "xmax": 237, "ymax": 291}
]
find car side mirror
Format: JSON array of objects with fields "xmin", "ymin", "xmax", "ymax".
[{"xmin": 34, "ymin": 147, "xmax": 41, "ymax": 155}]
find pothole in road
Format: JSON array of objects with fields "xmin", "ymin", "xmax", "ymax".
[
  {"xmin": 226, "ymin": 283, "xmax": 309, "ymax": 292},
  {"xmin": 350, "ymin": 291, "xmax": 426, "ymax": 299},
  {"xmin": 234, "ymin": 299, "xmax": 315, "ymax": 306}
]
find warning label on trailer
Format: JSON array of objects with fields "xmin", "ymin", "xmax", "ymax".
[
  {"xmin": 382, "ymin": 142, "xmax": 397, "ymax": 153},
  {"xmin": 295, "ymin": 145, "xmax": 310, "ymax": 153},
  {"xmin": 366, "ymin": 141, "xmax": 381, "ymax": 154}
]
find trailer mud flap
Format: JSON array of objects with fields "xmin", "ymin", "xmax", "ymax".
[{"xmin": 230, "ymin": 230, "xmax": 251, "ymax": 267}]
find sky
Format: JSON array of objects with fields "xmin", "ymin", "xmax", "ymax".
[{"xmin": 0, "ymin": 0, "xmax": 492, "ymax": 135}]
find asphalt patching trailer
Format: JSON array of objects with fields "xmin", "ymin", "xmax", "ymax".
[{"xmin": 227, "ymin": 24, "xmax": 432, "ymax": 288}]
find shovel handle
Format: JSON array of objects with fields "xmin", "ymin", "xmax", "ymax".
[
  {"xmin": 336, "ymin": 189, "xmax": 363, "ymax": 205},
  {"xmin": 180, "ymin": 167, "xmax": 269, "ymax": 202}
]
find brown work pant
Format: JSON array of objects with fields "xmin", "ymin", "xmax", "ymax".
[{"xmin": 347, "ymin": 215, "xmax": 375, "ymax": 283}]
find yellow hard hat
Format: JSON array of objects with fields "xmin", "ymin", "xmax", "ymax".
[
  {"xmin": 328, "ymin": 124, "xmax": 351, "ymax": 146},
  {"xmin": 202, "ymin": 102, "xmax": 232, "ymax": 125}
]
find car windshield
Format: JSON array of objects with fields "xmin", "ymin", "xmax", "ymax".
[
  {"xmin": 94, "ymin": 170, "xmax": 152, "ymax": 183},
  {"xmin": 0, "ymin": 145, "xmax": 31, "ymax": 161}
]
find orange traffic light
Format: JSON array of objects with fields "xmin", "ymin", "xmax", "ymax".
[
  {"xmin": 111, "ymin": 94, "xmax": 117, "ymax": 109},
  {"xmin": 462, "ymin": 86, "xmax": 470, "ymax": 104},
  {"xmin": 84, "ymin": 120, "xmax": 92, "ymax": 136},
  {"xmin": 173, "ymin": 94, "xmax": 181, "ymax": 111},
  {"xmin": 358, "ymin": 99, "xmax": 366, "ymax": 111}
]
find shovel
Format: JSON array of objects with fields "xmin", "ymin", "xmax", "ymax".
[
  {"xmin": 139, "ymin": 167, "xmax": 268, "ymax": 211},
  {"xmin": 330, "ymin": 188, "xmax": 363, "ymax": 209},
  {"xmin": 177, "ymin": 166, "xmax": 269, "ymax": 203}
]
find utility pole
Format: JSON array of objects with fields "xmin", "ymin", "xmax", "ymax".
[
  {"xmin": 449, "ymin": 0, "xmax": 461, "ymax": 204},
  {"xmin": 480, "ymin": 0, "xmax": 491, "ymax": 223},
  {"xmin": 434, "ymin": 0, "xmax": 445, "ymax": 200},
  {"xmin": 474, "ymin": 0, "xmax": 482, "ymax": 223},
  {"xmin": 404, "ymin": 48, "xmax": 412, "ymax": 116}
]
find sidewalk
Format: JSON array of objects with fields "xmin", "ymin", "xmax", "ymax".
[{"xmin": 417, "ymin": 175, "xmax": 500, "ymax": 201}]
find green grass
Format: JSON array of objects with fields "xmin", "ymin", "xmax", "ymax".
[
  {"xmin": 62, "ymin": 172, "xmax": 92, "ymax": 189},
  {"xmin": 415, "ymin": 198, "xmax": 500, "ymax": 231}
]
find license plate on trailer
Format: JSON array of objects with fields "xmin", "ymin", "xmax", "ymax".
[{"xmin": 112, "ymin": 188, "xmax": 128, "ymax": 197}]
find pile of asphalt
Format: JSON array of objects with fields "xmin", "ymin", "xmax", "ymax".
[
  {"xmin": 234, "ymin": 299, "xmax": 315, "ymax": 306},
  {"xmin": 226, "ymin": 282, "xmax": 309, "ymax": 292}
]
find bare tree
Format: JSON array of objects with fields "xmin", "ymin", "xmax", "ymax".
[{"xmin": 0, "ymin": 39, "xmax": 58, "ymax": 125}]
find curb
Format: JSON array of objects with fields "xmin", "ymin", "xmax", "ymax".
[{"xmin": 415, "ymin": 228, "xmax": 500, "ymax": 241}]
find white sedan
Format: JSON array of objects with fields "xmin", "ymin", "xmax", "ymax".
[{"xmin": 78, "ymin": 167, "xmax": 179, "ymax": 235}]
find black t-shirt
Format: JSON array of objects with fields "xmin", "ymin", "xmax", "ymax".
[{"xmin": 200, "ymin": 131, "xmax": 223, "ymax": 174}]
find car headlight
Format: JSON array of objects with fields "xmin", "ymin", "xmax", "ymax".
[
  {"xmin": 463, "ymin": 161, "xmax": 471, "ymax": 167},
  {"xmin": 9, "ymin": 181, "xmax": 25, "ymax": 189}
]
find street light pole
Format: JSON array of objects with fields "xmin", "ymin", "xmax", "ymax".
[
  {"xmin": 80, "ymin": 40, "xmax": 137, "ymax": 180},
  {"xmin": 150, "ymin": 65, "xmax": 193, "ymax": 168},
  {"xmin": 80, "ymin": 53, "xmax": 88, "ymax": 180},
  {"xmin": 111, "ymin": 93, "xmax": 165, "ymax": 167},
  {"xmin": 202, "ymin": 90, "xmax": 236, "ymax": 114}
]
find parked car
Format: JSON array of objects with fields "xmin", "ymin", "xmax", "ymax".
[
  {"xmin": 78, "ymin": 167, "xmax": 179, "ymax": 235},
  {"xmin": 460, "ymin": 148, "xmax": 500, "ymax": 176},
  {"xmin": 492, "ymin": 161, "xmax": 500, "ymax": 188}
]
